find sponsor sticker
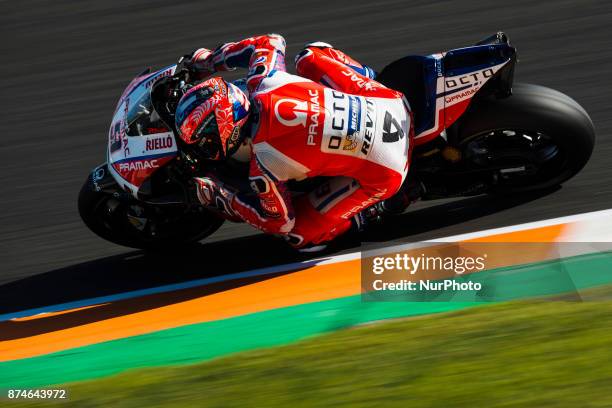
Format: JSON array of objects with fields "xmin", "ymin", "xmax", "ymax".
[
  {"xmin": 145, "ymin": 135, "xmax": 174, "ymax": 151},
  {"xmin": 118, "ymin": 159, "xmax": 159, "ymax": 174}
]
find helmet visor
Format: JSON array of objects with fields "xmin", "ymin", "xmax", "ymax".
[
  {"xmin": 175, "ymin": 86, "xmax": 215, "ymax": 129},
  {"xmin": 194, "ymin": 115, "xmax": 223, "ymax": 160}
]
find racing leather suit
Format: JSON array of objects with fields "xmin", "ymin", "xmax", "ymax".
[{"xmin": 191, "ymin": 34, "xmax": 413, "ymax": 247}]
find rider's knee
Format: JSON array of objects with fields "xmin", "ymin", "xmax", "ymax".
[
  {"xmin": 295, "ymin": 41, "xmax": 334, "ymax": 68},
  {"xmin": 304, "ymin": 41, "xmax": 333, "ymax": 49}
]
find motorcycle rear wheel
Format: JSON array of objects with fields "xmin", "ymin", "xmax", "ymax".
[{"xmin": 456, "ymin": 83, "xmax": 595, "ymax": 193}]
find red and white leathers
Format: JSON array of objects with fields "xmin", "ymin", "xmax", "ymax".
[{"xmin": 191, "ymin": 34, "xmax": 413, "ymax": 248}]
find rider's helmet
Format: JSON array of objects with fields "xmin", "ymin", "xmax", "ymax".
[{"xmin": 175, "ymin": 77, "xmax": 250, "ymax": 160}]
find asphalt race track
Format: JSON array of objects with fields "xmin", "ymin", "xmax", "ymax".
[{"xmin": 1, "ymin": 0, "xmax": 611, "ymax": 313}]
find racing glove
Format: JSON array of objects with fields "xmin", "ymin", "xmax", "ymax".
[
  {"xmin": 180, "ymin": 48, "xmax": 215, "ymax": 79},
  {"xmin": 192, "ymin": 176, "xmax": 241, "ymax": 221}
]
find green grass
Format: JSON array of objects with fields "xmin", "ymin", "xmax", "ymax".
[{"xmin": 9, "ymin": 287, "xmax": 612, "ymax": 408}]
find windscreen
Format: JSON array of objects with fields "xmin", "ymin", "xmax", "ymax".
[{"xmin": 125, "ymin": 87, "xmax": 169, "ymax": 136}]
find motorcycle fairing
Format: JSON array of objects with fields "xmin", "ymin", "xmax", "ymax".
[
  {"xmin": 439, "ymin": 41, "xmax": 515, "ymax": 134},
  {"xmin": 107, "ymin": 65, "xmax": 178, "ymax": 198},
  {"xmin": 377, "ymin": 33, "xmax": 516, "ymax": 146}
]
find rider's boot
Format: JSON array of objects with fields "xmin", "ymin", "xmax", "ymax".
[{"xmin": 380, "ymin": 178, "xmax": 425, "ymax": 215}]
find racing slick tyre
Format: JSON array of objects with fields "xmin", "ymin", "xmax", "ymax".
[
  {"xmin": 456, "ymin": 83, "xmax": 595, "ymax": 194},
  {"xmin": 78, "ymin": 174, "xmax": 225, "ymax": 250}
]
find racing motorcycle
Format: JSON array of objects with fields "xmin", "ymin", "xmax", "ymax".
[{"xmin": 79, "ymin": 32, "xmax": 595, "ymax": 249}]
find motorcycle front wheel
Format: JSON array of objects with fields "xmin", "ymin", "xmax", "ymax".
[{"xmin": 78, "ymin": 173, "xmax": 225, "ymax": 250}]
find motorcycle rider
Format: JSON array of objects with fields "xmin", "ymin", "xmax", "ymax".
[{"xmin": 175, "ymin": 34, "xmax": 413, "ymax": 250}]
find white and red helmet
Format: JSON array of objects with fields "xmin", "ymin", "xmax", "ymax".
[{"xmin": 175, "ymin": 77, "xmax": 250, "ymax": 160}]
